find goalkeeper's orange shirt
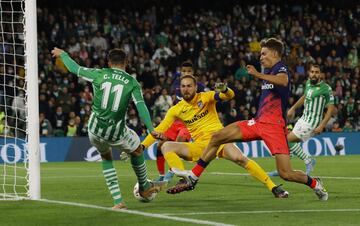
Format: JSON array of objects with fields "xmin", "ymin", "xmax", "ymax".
[{"xmin": 142, "ymin": 89, "xmax": 234, "ymax": 148}]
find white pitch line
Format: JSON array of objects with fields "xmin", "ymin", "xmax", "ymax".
[
  {"xmin": 318, "ymin": 176, "xmax": 360, "ymax": 180},
  {"xmin": 37, "ymin": 199, "xmax": 235, "ymax": 226},
  {"xmin": 209, "ymin": 172, "xmax": 360, "ymax": 180},
  {"xmin": 42, "ymin": 173, "xmax": 159, "ymax": 179},
  {"xmin": 43, "ymin": 173, "xmax": 360, "ymax": 180},
  {"xmin": 162, "ymin": 209, "xmax": 360, "ymax": 216}
]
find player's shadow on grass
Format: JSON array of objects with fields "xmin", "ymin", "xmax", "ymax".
[
  {"xmin": 200, "ymin": 181, "xmax": 264, "ymax": 189},
  {"xmin": 157, "ymin": 197, "xmax": 271, "ymax": 209}
]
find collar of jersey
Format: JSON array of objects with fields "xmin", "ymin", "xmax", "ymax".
[
  {"xmin": 111, "ymin": 67, "xmax": 126, "ymax": 73},
  {"xmin": 310, "ymin": 80, "xmax": 324, "ymax": 87},
  {"xmin": 270, "ymin": 60, "xmax": 283, "ymax": 70},
  {"xmin": 184, "ymin": 93, "xmax": 199, "ymax": 105}
]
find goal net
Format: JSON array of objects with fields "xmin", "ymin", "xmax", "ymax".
[{"xmin": 0, "ymin": 0, "xmax": 40, "ymax": 200}]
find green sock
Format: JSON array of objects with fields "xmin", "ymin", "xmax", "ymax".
[
  {"xmin": 102, "ymin": 160, "xmax": 122, "ymax": 205},
  {"xmin": 289, "ymin": 142, "xmax": 311, "ymax": 164},
  {"xmin": 131, "ymin": 153, "xmax": 150, "ymax": 191}
]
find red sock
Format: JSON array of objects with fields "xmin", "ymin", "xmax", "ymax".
[
  {"xmin": 306, "ymin": 176, "xmax": 317, "ymax": 188},
  {"xmin": 191, "ymin": 159, "xmax": 209, "ymax": 177},
  {"xmin": 192, "ymin": 165, "xmax": 205, "ymax": 177},
  {"xmin": 310, "ymin": 179, "xmax": 317, "ymax": 188},
  {"xmin": 156, "ymin": 156, "xmax": 165, "ymax": 175}
]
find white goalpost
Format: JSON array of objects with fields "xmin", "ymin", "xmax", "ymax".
[{"xmin": 0, "ymin": 0, "xmax": 40, "ymax": 200}]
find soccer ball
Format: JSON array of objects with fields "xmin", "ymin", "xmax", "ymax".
[{"xmin": 133, "ymin": 180, "xmax": 157, "ymax": 203}]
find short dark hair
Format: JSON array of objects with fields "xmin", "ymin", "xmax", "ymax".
[
  {"xmin": 181, "ymin": 61, "xmax": 193, "ymax": 69},
  {"xmin": 310, "ymin": 64, "xmax": 321, "ymax": 69},
  {"xmin": 260, "ymin": 38, "xmax": 284, "ymax": 57},
  {"xmin": 108, "ymin": 49, "xmax": 127, "ymax": 65},
  {"xmin": 308, "ymin": 64, "xmax": 321, "ymax": 72},
  {"xmin": 180, "ymin": 74, "xmax": 197, "ymax": 84}
]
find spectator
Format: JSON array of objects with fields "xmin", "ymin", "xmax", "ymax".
[
  {"xmin": 249, "ymin": 35, "xmax": 261, "ymax": 53},
  {"xmin": 78, "ymin": 116, "xmax": 89, "ymax": 136},
  {"xmin": 126, "ymin": 108, "xmax": 142, "ymax": 135},
  {"xmin": 331, "ymin": 121, "xmax": 343, "ymax": 132},
  {"xmin": 154, "ymin": 88, "xmax": 172, "ymax": 116},
  {"xmin": 68, "ymin": 37, "xmax": 80, "ymax": 54},
  {"xmin": 342, "ymin": 120, "xmax": 354, "ymax": 132},
  {"xmin": 39, "ymin": 112, "xmax": 53, "ymax": 137},
  {"xmin": 0, "ymin": 112, "xmax": 7, "ymax": 136},
  {"xmin": 152, "ymin": 42, "xmax": 175, "ymax": 61},
  {"xmin": 235, "ymin": 59, "xmax": 250, "ymax": 81},
  {"xmin": 90, "ymin": 31, "xmax": 108, "ymax": 51},
  {"xmin": 138, "ymin": 63, "xmax": 156, "ymax": 90},
  {"xmin": 79, "ymin": 45, "xmax": 89, "ymax": 62},
  {"xmin": 348, "ymin": 47, "xmax": 358, "ymax": 69},
  {"xmin": 57, "ymin": 87, "xmax": 72, "ymax": 114},
  {"xmin": 11, "ymin": 90, "xmax": 26, "ymax": 119},
  {"xmin": 66, "ymin": 119, "xmax": 77, "ymax": 136},
  {"xmin": 225, "ymin": 109, "xmax": 239, "ymax": 125},
  {"xmin": 52, "ymin": 106, "xmax": 67, "ymax": 136}
]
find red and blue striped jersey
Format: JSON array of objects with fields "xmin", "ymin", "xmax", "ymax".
[{"xmin": 255, "ymin": 61, "xmax": 290, "ymax": 126}]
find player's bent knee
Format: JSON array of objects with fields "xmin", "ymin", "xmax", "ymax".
[
  {"xmin": 235, "ymin": 157, "xmax": 248, "ymax": 166},
  {"xmin": 210, "ymin": 131, "xmax": 225, "ymax": 145},
  {"xmin": 100, "ymin": 151, "xmax": 112, "ymax": 161},
  {"xmin": 131, "ymin": 145, "xmax": 143, "ymax": 157},
  {"xmin": 240, "ymin": 155, "xmax": 249, "ymax": 165},
  {"xmin": 161, "ymin": 142, "xmax": 173, "ymax": 153}
]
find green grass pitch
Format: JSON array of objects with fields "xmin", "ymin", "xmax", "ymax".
[{"xmin": 1, "ymin": 155, "xmax": 359, "ymax": 226}]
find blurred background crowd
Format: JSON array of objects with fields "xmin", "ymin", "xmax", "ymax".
[{"xmin": 1, "ymin": 0, "xmax": 359, "ymax": 137}]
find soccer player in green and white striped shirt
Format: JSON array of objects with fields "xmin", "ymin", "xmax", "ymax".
[
  {"xmin": 269, "ymin": 64, "xmax": 335, "ymax": 176},
  {"xmin": 51, "ymin": 47, "xmax": 165, "ymax": 209}
]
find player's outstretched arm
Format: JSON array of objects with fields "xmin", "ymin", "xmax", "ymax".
[
  {"xmin": 134, "ymin": 100, "xmax": 155, "ymax": 133},
  {"xmin": 141, "ymin": 108, "xmax": 176, "ymax": 148},
  {"xmin": 135, "ymin": 102, "xmax": 166, "ymax": 140},
  {"xmin": 132, "ymin": 82, "xmax": 176, "ymax": 143},
  {"xmin": 314, "ymin": 86, "xmax": 335, "ymax": 134},
  {"xmin": 314, "ymin": 104, "xmax": 335, "ymax": 135},
  {"xmin": 51, "ymin": 47, "xmax": 81, "ymax": 74},
  {"xmin": 288, "ymin": 95, "xmax": 305, "ymax": 119},
  {"xmin": 246, "ymin": 65, "xmax": 288, "ymax": 87},
  {"xmin": 214, "ymin": 83, "xmax": 235, "ymax": 101},
  {"xmin": 51, "ymin": 47, "xmax": 98, "ymax": 82}
]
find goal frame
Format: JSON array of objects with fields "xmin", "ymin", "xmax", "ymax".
[{"xmin": 25, "ymin": 0, "xmax": 40, "ymax": 200}]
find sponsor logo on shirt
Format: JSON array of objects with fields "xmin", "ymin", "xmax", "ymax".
[
  {"xmin": 183, "ymin": 110, "xmax": 209, "ymax": 125},
  {"xmin": 279, "ymin": 66, "xmax": 287, "ymax": 73},
  {"xmin": 261, "ymin": 83, "xmax": 274, "ymax": 90}
]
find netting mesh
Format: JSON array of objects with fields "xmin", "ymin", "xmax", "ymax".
[{"xmin": 0, "ymin": 0, "xmax": 29, "ymax": 200}]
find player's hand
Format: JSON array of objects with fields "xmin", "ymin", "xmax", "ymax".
[
  {"xmin": 214, "ymin": 82, "xmax": 227, "ymax": 92},
  {"xmin": 287, "ymin": 108, "xmax": 296, "ymax": 119},
  {"xmin": 119, "ymin": 151, "xmax": 129, "ymax": 161},
  {"xmin": 246, "ymin": 65, "xmax": 260, "ymax": 77},
  {"xmin": 51, "ymin": 47, "xmax": 64, "ymax": 58},
  {"xmin": 151, "ymin": 131, "xmax": 165, "ymax": 140},
  {"xmin": 313, "ymin": 125, "xmax": 324, "ymax": 135}
]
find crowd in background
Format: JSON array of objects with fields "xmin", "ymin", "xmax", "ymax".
[{"xmin": 1, "ymin": 1, "xmax": 360, "ymax": 137}]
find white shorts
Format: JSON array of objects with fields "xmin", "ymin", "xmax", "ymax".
[
  {"xmin": 292, "ymin": 118, "xmax": 316, "ymax": 142},
  {"xmin": 88, "ymin": 126, "xmax": 140, "ymax": 154}
]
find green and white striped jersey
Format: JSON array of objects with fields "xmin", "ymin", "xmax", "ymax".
[
  {"xmin": 60, "ymin": 52, "xmax": 154, "ymax": 142},
  {"xmin": 300, "ymin": 80, "xmax": 334, "ymax": 127}
]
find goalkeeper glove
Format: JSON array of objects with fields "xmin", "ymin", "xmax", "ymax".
[{"xmin": 214, "ymin": 82, "xmax": 228, "ymax": 92}]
